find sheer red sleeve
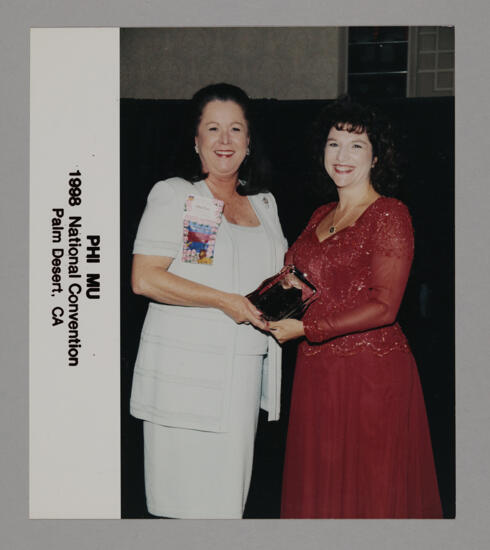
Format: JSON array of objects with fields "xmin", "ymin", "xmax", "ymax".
[{"xmin": 303, "ymin": 201, "xmax": 414, "ymax": 343}]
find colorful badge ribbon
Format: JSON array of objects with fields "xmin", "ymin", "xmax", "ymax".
[{"xmin": 182, "ymin": 194, "xmax": 224, "ymax": 265}]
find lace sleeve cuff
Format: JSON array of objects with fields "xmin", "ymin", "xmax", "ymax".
[{"xmin": 302, "ymin": 308, "xmax": 332, "ymax": 343}]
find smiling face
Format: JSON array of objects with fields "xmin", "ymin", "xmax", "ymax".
[
  {"xmin": 324, "ymin": 125, "xmax": 376, "ymax": 190},
  {"xmin": 195, "ymin": 100, "xmax": 250, "ymax": 181}
]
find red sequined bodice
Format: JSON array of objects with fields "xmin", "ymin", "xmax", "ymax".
[{"xmin": 287, "ymin": 197, "xmax": 414, "ymax": 357}]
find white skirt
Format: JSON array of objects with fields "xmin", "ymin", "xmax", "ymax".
[{"xmin": 143, "ymin": 354, "xmax": 264, "ymax": 519}]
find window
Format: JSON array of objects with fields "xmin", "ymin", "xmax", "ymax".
[
  {"xmin": 347, "ymin": 27, "xmax": 409, "ymax": 100},
  {"xmin": 407, "ymin": 27, "xmax": 454, "ymax": 97}
]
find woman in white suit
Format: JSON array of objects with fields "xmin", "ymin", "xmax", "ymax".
[{"xmin": 130, "ymin": 83, "xmax": 287, "ymax": 518}]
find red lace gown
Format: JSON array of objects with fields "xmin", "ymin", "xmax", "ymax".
[{"xmin": 281, "ymin": 197, "xmax": 442, "ymax": 518}]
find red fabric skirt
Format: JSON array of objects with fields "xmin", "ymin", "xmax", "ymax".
[{"xmin": 281, "ymin": 349, "xmax": 442, "ymax": 518}]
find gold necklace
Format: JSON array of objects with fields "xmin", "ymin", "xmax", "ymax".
[
  {"xmin": 328, "ymin": 196, "xmax": 374, "ymax": 234},
  {"xmin": 328, "ymin": 206, "xmax": 347, "ymax": 234}
]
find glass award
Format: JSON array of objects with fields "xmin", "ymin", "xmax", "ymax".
[{"xmin": 246, "ymin": 265, "xmax": 318, "ymax": 321}]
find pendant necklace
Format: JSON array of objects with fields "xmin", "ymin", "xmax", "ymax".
[
  {"xmin": 328, "ymin": 188, "xmax": 379, "ymax": 234},
  {"xmin": 328, "ymin": 195, "xmax": 372, "ymax": 234},
  {"xmin": 328, "ymin": 207, "xmax": 344, "ymax": 234}
]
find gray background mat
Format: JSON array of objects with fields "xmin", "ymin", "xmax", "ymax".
[{"xmin": 1, "ymin": 0, "xmax": 488, "ymax": 548}]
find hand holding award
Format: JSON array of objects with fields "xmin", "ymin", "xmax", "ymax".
[{"xmin": 246, "ymin": 265, "xmax": 318, "ymax": 321}]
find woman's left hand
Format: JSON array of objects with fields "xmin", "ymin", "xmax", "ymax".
[{"xmin": 267, "ymin": 319, "xmax": 305, "ymax": 344}]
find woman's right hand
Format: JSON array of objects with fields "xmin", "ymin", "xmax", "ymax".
[
  {"xmin": 132, "ymin": 255, "xmax": 267, "ymax": 330},
  {"xmin": 280, "ymin": 272, "xmax": 303, "ymax": 290},
  {"xmin": 220, "ymin": 293, "xmax": 267, "ymax": 330}
]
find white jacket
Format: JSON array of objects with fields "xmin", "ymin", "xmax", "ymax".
[{"xmin": 130, "ymin": 178, "xmax": 287, "ymax": 432}]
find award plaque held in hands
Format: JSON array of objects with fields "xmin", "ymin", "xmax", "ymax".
[{"xmin": 246, "ymin": 265, "xmax": 318, "ymax": 321}]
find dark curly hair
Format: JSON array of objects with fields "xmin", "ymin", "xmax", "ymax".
[
  {"xmin": 311, "ymin": 95, "xmax": 401, "ymax": 199},
  {"xmin": 172, "ymin": 83, "xmax": 269, "ymax": 196}
]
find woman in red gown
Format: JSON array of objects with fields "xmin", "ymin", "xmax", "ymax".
[{"xmin": 268, "ymin": 98, "xmax": 442, "ymax": 518}]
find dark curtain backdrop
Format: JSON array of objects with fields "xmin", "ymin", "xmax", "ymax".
[{"xmin": 120, "ymin": 97, "xmax": 455, "ymax": 519}]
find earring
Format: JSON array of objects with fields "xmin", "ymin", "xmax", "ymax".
[
  {"xmin": 194, "ymin": 144, "xmax": 199, "ymax": 154},
  {"xmin": 246, "ymin": 147, "xmax": 250, "ymax": 156}
]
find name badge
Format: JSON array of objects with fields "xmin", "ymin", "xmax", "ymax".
[{"xmin": 182, "ymin": 194, "xmax": 224, "ymax": 265}]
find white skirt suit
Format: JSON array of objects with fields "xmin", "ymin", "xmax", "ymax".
[{"xmin": 130, "ymin": 178, "xmax": 287, "ymax": 518}]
